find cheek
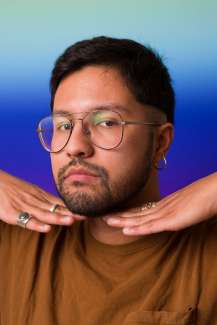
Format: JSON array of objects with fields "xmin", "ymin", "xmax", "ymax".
[
  {"xmin": 50, "ymin": 154, "xmax": 63, "ymax": 182},
  {"xmin": 104, "ymin": 145, "xmax": 147, "ymax": 183},
  {"xmin": 124, "ymin": 128, "xmax": 151, "ymax": 148},
  {"xmin": 121, "ymin": 130, "xmax": 151, "ymax": 159},
  {"xmin": 126, "ymin": 129, "xmax": 155, "ymax": 162},
  {"xmin": 108, "ymin": 132, "xmax": 153, "ymax": 179}
]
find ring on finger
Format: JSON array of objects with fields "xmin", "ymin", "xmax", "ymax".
[
  {"xmin": 49, "ymin": 204, "xmax": 60, "ymax": 213},
  {"xmin": 141, "ymin": 201, "xmax": 157, "ymax": 211},
  {"xmin": 17, "ymin": 212, "xmax": 32, "ymax": 229}
]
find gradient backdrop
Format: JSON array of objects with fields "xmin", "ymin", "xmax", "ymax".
[{"xmin": 1, "ymin": 0, "xmax": 216, "ymax": 197}]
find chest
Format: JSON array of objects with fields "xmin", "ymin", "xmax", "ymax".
[{"xmin": 1, "ymin": 241, "xmax": 203, "ymax": 324}]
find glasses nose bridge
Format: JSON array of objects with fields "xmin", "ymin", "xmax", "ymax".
[
  {"xmin": 72, "ymin": 115, "xmax": 89, "ymax": 135},
  {"xmin": 38, "ymin": 111, "xmax": 125, "ymax": 153},
  {"xmin": 64, "ymin": 116, "xmax": 90, "ymax": 153}
]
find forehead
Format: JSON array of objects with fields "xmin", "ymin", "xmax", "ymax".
[
  {"xmin": 53, "ymin": 65, "xmax": 165, "ymax": 121},
  {"xmin": 53, "ymin": 65, "xmax": 134, "ymax": 112}
]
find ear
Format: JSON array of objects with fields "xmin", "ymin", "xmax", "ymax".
[{"xmin": 153, "ymin": 123, "xmax": 174, "ymax": 165}]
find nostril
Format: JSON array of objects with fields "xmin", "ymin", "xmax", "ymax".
[{"xmin": 78, "ymin": 152, "xmax": 86, "ymax": 157}]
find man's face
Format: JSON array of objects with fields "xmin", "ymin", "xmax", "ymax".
[{"xmin": 51, "ymin": 65, "xmax": 160, "ymax": 217}]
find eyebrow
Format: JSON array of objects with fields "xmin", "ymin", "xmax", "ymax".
[{"xmin": 53, "ymin": 104, "xmax": 130, "ymax": 116}]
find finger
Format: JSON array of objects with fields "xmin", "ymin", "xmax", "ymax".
[
  {"xmin": 26, "ymin": 187, "xmax": 68, "ymax": 209},
  {"xmin": 25, "ymin": 207, "xmax": 84, "ymax": 225},
  {"xmin": 5, "ymin": 207, "xmax": 84, "ymax": 233},
  {"xmin": 49, "ymin": 204, "xmax": 87, "ymax": 220},
  {"xmin": 10, "ymin": 201, "xmax": 86, "ymax": 226},
  {"xmin": 42, "ymin": 195, "xmax": 67, "ymax": 208},
  {"xmin": 18, "ymin": 200, "xmax": 87, "ymax": 224},
  {"xmin": 47, "ymin": 203, "xmax": 73, "ymax": 216},
  {"xmin": 104, "ymin": 216, "xmax": 148, "ymax": 227},
  {"xmin": 103, "ymin": 204, "xmax": 160, "ymax": 221},
  {"xmin": 122, "ymin": 218, "xmax": 168, "ymax": 236},
  {"xmin": 1, "ymin": 210, "xmax": 53, "ymax": 233},
  {"xmin": 30, "ymin": 192, "xmax": 87, "ymax": 219},
  {"xmin": 38, "ymin": 191, "xmax": 68, "ymax": 208},
  {"xmin": 22, "ymin": 196, "xmax": 69, "ymax": 216},
  {"xmin": 104, "ymin": 210, "xmax": 163, "ymax": 228},
  {"xmin": 24, "ymin": 216, "xmax": 53, "ymax": 233}
]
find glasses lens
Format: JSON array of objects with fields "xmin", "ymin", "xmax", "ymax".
[
  {"xmin": 38, "ymin": 116, "xmax": 72, "ymax": 152},
  {"xmin": 84, "ymin": 110, "xmax": 123, "ymax": 149},
  {"xmin": 37, "ymin": 110, "xmax": 123, "ymax": 152}
]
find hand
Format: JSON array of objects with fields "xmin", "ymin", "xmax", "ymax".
[
  {"xmin": 103, "ymin": 172, "xmax": 217, "ymax": 236},
  {"xmin": 0, "ymin": 170, "xmax": 86, "ymax": 233}
]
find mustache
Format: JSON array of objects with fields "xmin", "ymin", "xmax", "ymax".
[{"xmin": 58, "ymin": 157, "xmax": 109, "ymax": 184}]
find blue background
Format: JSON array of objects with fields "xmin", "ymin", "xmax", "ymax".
[{"xmin": 1, "ymin": 0, "xmax": 216, "ymax": 197}]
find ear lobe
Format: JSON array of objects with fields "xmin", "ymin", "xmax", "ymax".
[
  {"xmin": 153, "ymin": 123, "xmax": 174, "ymax": 166},
  {"xmin": 154, "ymin": 154, "xmax": 167, "ymax": 170}
]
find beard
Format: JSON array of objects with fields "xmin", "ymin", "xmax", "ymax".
[{"xmin": 55, "ymin": 139, "xmax": 154, "ymax": 218}]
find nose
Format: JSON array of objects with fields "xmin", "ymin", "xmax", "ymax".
[{"xmin": 63, "ymin": 119, "xmax": 94, "ymax": 159}]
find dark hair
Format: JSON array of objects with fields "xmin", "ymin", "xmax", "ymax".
[{"xmin": 50, "ymin": 36, "xmax": 175, "ymax": 124}]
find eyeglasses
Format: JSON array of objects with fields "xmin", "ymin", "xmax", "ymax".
[{"xmin": 36, "ymin": 110, "xmax": 163, "ymax": 152}]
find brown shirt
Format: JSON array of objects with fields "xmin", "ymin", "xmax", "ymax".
[{"xmin": 0, "ymin": 218, "xmax": 217, "ymax": 325}]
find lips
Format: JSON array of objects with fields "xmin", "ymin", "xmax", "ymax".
[{"xmin": 65, "ymin": 168, "xmax": 98, "ymax": 179}]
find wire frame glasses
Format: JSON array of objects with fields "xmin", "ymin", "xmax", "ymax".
[{"xmin": 36, "ymin": 110, "xmax": 163, "ymax": 153}]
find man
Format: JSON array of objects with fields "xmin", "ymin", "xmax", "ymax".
[{"xmin": 0, "ymin": 36, "xmax": 217, "ymax": 324}]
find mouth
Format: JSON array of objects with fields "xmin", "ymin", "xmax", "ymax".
[
  {"xmin": 66, "ymin": 174, "xmax": 99, "ymax": 183},
  {"xmin": 64, "ymin": 168, "xmax": 99, "ymax": 183}
]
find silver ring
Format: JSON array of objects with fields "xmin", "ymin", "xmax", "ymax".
[
  {"xmin": 17, "ymin": 212, "xmax": 32, "ymax": 228},
  {"xmin": 49, "ymin": 204, "xmax": 60, "ymax": 213},
  {"xmin": 141, "ymin": 202, "xmax": 157, "ymax": 211}
]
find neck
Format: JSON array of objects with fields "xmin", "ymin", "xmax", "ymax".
[{"xmin": 87, "ymin": 172, "xmax": 161, "ymax": 245}]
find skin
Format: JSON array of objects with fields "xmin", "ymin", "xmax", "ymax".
[
  {"xmin": 0, "ymin": 170, "xmax": 216, "ymax": 237},
  {"xmin": 51, "ymin": 65, "xmax": 173, "ymax": 245},
  {"xmin": 103, "ymin": 171, "xmax": 217, "ymax": 235},
  {"xmin": 1, "ymin": 66, "xmax": 216, "ymax": 240},
  {"xmin": 0, "ymin": 170, "xmax": 86, "ymax": 232}
]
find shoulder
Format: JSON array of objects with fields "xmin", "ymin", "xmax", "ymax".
[
  {"xmin": 202, "ymin": 216, "xmax": 217, "ymax": 257},
  {"xmin": 183, "ymin": 214, "xmax": 217, "ymax": 238},
  {"xmin": 0, "ymin": 220, "xmax": 81, "ymax": 256},
  {"xmin": 168, "ymin": 217, "xmax": 217, "ymax": 269},
  {"xmin": 189, "ymin": 217, "xmax": 217, "ymax": 309},
  {"xmin": 184, "ymin": 216, "xmax": 217, "ymax": 249},
  {"xmin": 185, "ymin": 216, "xmax": 217, "ymax": 276}
]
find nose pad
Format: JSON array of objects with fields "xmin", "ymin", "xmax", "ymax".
[
  {"xmin": 83, "ymin": 127, "xmax": 91, "ymax": 136},
  {"xmin": 70, "ymin": 118, "xmax": 92, "ymax": 143},
  {"xmin": 64, "ymin": 119, "xmax": 94, "ymax": 158},
  {"xmin": 80, "ymin": 117, "xmax": 92, "ymax": 137}
]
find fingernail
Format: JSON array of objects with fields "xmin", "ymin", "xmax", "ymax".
[
  {"xmin": 123, "ymin": 227, "xmax": 134, "ymax": 233},
  {"xmin": 75, "ymin": 215, "xmax": 87, "ymax": 220},
  {"xmin": 106, "ymin": 218, "xmax": 119, "ymax": 224},
  {"xmin": 62, "ymin": 216, "xmax": 73, "ymax": 223},
  {"xmin": 41, "ymin": 225, "xmax": 51, "ymax": 231}
]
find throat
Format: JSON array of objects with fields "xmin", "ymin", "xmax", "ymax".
[{"xmin": 87, "ymin": 218, "xmax": 144, "ymax": 245}]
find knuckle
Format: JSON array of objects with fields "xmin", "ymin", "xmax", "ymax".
[
  {"xmin": 146, "ymin": 221, "xmax": 154, "ymax": 231},
  {"xmin": 44, "ymin": 215, "xmax": 59, "ymax": 225},
  {"xmin": 50, "ymin": 214, "xmax": 60, "ymax": 223},
  {"xmin": 33, "ymin": 211, "xmax": 52, "ymax": 223}
]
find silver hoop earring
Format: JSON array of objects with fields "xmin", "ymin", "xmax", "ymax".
[{"xmin": 154, "ymin": 154, "xmax": 167, "ymax": 171}]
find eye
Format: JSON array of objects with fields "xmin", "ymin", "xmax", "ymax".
[
  {"xmin": 56, "ymin": 122, "xmax": 72, "ymax": 131},
  {"xmin": 96, "ymin": 120, "xmax": 119, "ymax": 127}
]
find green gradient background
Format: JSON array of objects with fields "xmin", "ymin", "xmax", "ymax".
[{"xmin": 1, "ymin": 0, "xmax": 216, "ymax": 90}]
